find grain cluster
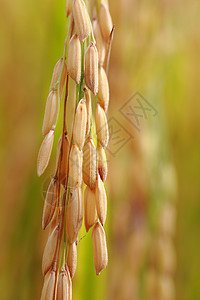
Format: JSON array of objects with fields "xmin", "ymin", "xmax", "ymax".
[{"xmin": 37, "ymin": 1, "xmax": 113, "ymax": 299}]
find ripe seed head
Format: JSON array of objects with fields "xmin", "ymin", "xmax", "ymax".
[
  {"xmin": 67, "ymin": 242, "xmax": 77, "ymax": 279},
  {"xmin": 97, "ymin": 145, "xmax": 108, "ymax": 182},
  {"xmin": 73, "ymin": 99, "xmax": 87, "ymax": 150},
  {"xmin": 93, "ymin": 20, "xmax": 106, "ymax": 65},
  {"xmin": 68, "ymin": 144, "xmax": 83, "ymax": 188},
  {"xmin": 95, "ymin": 104, "xmax": 109, "ymax": 148},
  {"xmin": 42, "ymin": 178, "xmax": 58, "ymax": 230},
  {"xmin": 83, "ymin": 138, "xmax": 97, "ymax": 190},
  {"xmin": 84, "ymin": 186, "xmax": 97, "ymax": 232},
  {"xmin": 49, "ymin": 58, "xmax": 67, "ymax": 98},
  {"xmin": 99, "ymin": 3, "xmax": 113, "ymax": 42},
  {"xmin": 98, "ymin": 67, "xmax": 109, "ymax": 113},
  {"xmin": 42, "ymin": 90, "xmax": 58, "ymax": 136},
  {"xmin": 95, "ymin": 174, "xmax": 107, "ymax": 226},
  {"xmin": 37, "ymin": 130, "xmax": 54, "ymax": 177},
  {"xmin": 57, "ymin": 268, "xmax": 72, "ymax": 300},
  {"xmin": 66, "ymin": 0, "xmax": 73, "ymax": 17},
  {"xmin": 42, "ymin": 225, "xmax": 59, "ymax": 275},
  {"xmin": 92, "ymin": 221, "xmax": 108, "ymax": 275},
  {"xmin": 73, "ymin": 0, "xmax": 91, "ymax": 42},
  {"xmin": 67, "ymin": 34, "xmax": 81, "ymax": 84},
  {"xmin": 85, "ymin": 42, "xmax": 98, "ymax": 95}
]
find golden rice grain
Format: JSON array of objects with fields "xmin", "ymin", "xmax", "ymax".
[
  {"xmin": 95, "ymin": 174, "xmax": 107, "ymax": 226},
  {"xmin": 45, "ymin": 270, "xmax": 56, "ymax": 300},
  {"xmin": 99, "ymin": 3, "xmax": 113, "ymax": 42},
  {"xmin": 42, "ymin": 90, "xmax": 58, "ymax": 136},
  {"xmin": 67, "ymin": 34, "xmax": 81, "ymax": 84},
  {"xmin": 92, "ymin": 221, "xmax": 108, "ymax": 275},
  {"xmin": 41, "ymin": 270, "xmax": 56, "ymax": 300},
  {"xmin": 49, "ymin": 58, "xmax": 67, "ymax": 98},
  {"xmin": 57, "ymin": 268, "xmax": 72, "ymax": 300},
  {"xmin": 40, "ymin": 272, "xmax": 51, "ymax": 300},
  {"xmin": 98, "ymin": 66, "xmax": 109, "ymax": 113},
  {"xmin": 73, "ymin": 0, "xmax": 91, "ymax": 42},
  {"xmin": 67, "ymin": 242, "xmax": 77, "ymax": 279},
  {"xmin": 42, "ymin": 225, "xmax": 59, "ymax": 275},
  {"xmin": 73, "ymin": 99, "xmax": 87, "ymax": 150},
  {"xmin": 83, "ymin": 138, "xmax": 96, "ymax": 189},
  {"xmin": 37, "ymin": 130, "xmax": 54, "ymax": 177},
  {"xmin": 95, "ymin": 104, "xmax": 109, "ymax": 148},
  {"xmin": 66, "ymin": 188, "xmax": 83, "ymax": 244},
  {"xmin": 84, "ymin": 186, "xmax": 97, "ymax": 232},
  {"xmin": 68, "ymin": 145, "xmax": 83, "ymax": 188},
  {"xmin": 93, "ymin": 20, "xmax": 106, "ymax": 65},
  {"xmin": 85, "ymin": 42, "xmax": 98, "ymax": 95},
  {"xmin": 42, "ymin": 178, "xmax": 58, "ymax": 230},
  {"xmin": 97, "ymin": 145, "xmax": 108, "ymax": 182}
]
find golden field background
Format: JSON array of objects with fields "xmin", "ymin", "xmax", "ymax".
[{"xmin": 0, "ymin": 0, "xmax": 200, "ymax": 299}]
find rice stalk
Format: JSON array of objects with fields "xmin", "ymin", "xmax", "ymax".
[{"xmin": 37, "ymin": 0, "xmax": 114, "ymax": 298}]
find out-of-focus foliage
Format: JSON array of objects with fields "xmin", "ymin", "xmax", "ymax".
[{"xmin": 0, "ymin": 0, "xmax": 200, "ymax": 300}]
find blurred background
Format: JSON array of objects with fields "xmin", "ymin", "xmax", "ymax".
[{"xmin": 0, "ymin": 0, "xmax": 200, "ymax": 299}]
